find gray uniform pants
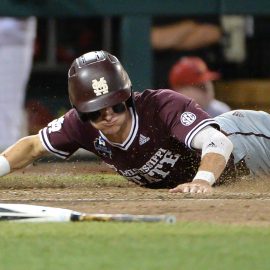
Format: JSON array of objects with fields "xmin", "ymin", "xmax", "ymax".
[{"xmin": 215, "ymin": 110, "xmax": 270, "ymax": 178}]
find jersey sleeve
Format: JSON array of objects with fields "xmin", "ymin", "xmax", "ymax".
[
  {"xmin": 153, "ymin": 89, "xmax": 220, "ymax": 148},
  {"xmin": 38, "ymin": 110, "xmax": 81, "ymax": 159}
]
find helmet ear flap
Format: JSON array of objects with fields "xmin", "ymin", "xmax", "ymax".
[
  {"xmin": 126, "ymin": 88, "xmax": 134, "ymax": 108},
  {"xmin": 77, "ymin": 112, "xmax": 89, "ymax": 122},
  {"xmin": 72, "ymin": 105, "xmax": 87, "ymax": 122}
]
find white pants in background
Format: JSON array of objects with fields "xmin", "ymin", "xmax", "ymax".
[{"xmin": 0, "ymin": 17, "xmax": 36, "ymax": 150}]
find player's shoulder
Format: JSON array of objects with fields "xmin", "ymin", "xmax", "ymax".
[
  {"xmin": 60, "ymin": 108, "xmax": 86, "ymax": 132},
  {"xmin": 64, "ymin": 108, "xmax": 80, "ymax": 122},
  {"xmin": 134, "ymin": 88, "xmax": 190, "ymax": 106},
  {"xmin": 57, "ymin": 108, "xmax": 98, "ymax": 140}
]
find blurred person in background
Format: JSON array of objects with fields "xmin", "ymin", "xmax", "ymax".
[
  {"xmin": 169, "ymin": 56, "xmax": 230, "ymax": 117},
  {"xmin": 151, "ymin": 18, "xmax": 223, "ymax": 88},
  {"xmin": 0, "ymin": 17, "xmax": 36, "ymax": 150}
]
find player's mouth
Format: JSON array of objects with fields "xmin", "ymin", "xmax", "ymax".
[{"xmin": 103, "ymin": 120, "xmax": 118, "ymax": 127}]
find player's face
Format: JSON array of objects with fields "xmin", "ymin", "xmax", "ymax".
[{"xmin": 89, "ymin": 103, "xmax": 131, "ymax": 138}]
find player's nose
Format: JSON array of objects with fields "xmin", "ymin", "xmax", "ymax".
[{"xmin": 101, "ymin": 107, "xmax": 114, "ymax": 120}]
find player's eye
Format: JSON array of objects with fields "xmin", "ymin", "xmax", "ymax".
[
  {"xmin": 85, "ymin": 111, "xmax": 101, "ymax": 122},
  {"xmin": 112, "ymin": 103, "xmax": 126, "ymax": 114},
  {"xmin": 79, "ymin": 102, "xmax": 126, "ymax": 122},
  {"xmin": 78, "ymin": 111, "xmax": 101, "ymax": 122}
]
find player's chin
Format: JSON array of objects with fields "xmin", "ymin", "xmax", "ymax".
[{"xmin": 102, "ymin": 125, "xmax": 120, "ymax": 135}]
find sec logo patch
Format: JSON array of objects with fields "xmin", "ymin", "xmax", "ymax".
[{"xmin": 180, "ymin": 112, "xmax": 196, "ymax": 126}]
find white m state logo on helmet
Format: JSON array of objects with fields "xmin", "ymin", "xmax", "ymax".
[{"xmin": 92, "ymin": 77, "xmax": 109, "ymax": 96}]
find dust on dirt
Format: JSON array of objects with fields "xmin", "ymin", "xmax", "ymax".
[{"xmin": 1, "ymin": 161, "xmax": 270, "ymax": 226}]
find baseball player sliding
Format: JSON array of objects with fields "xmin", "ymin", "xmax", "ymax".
[{"xmin": 0, "ymin": 50, "xmax": 270, "ymax": 194}]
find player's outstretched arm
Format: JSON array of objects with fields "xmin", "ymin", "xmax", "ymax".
[
  {"xmin": 170, "ymin": 126, "xmax": 233, "ymax": 194},
  {"xmin": 169, "ymin": 152, "xmax": 226, "ymax": 193},
  {"xmin": 0, "ymin": 134, "xmax": 48, "ymax": 176}
]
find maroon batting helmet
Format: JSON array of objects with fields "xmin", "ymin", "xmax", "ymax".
[{"xmin": 68, "ymin": 50, "xmax": 132, "ymax": 113}]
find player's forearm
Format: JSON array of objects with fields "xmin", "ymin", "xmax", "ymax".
[
  {"xmin": 193, "ymin": 152, "xmax": 226, "ymax": 184},
  {"xmin": 1, "ymin": 135, "xmax": 47, "ymax": 173},
  {"xmin": 191, "ymin": 126, "xmax": 233, "ymax": 186},
  {"xmin": 169, "ymin": 152, "xmax": 226, "ymax": 194}
]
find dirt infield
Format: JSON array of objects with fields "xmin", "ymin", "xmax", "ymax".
[{"xmin": 1, "ymin": 161, "xmax": 270, "ymax": 226}]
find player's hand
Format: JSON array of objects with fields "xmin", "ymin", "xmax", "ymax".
[{"xmin": 169, "ymin": 180, "xmax": 213, "ymax": 194}]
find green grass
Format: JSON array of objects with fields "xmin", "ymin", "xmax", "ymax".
[
  {"xmin": 1, "ymin": 222, "xmax": 270, "ymax": 270},
  {"xmin": 1, "ymin": 173, "xmax": 129, "ymax": 189}
]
